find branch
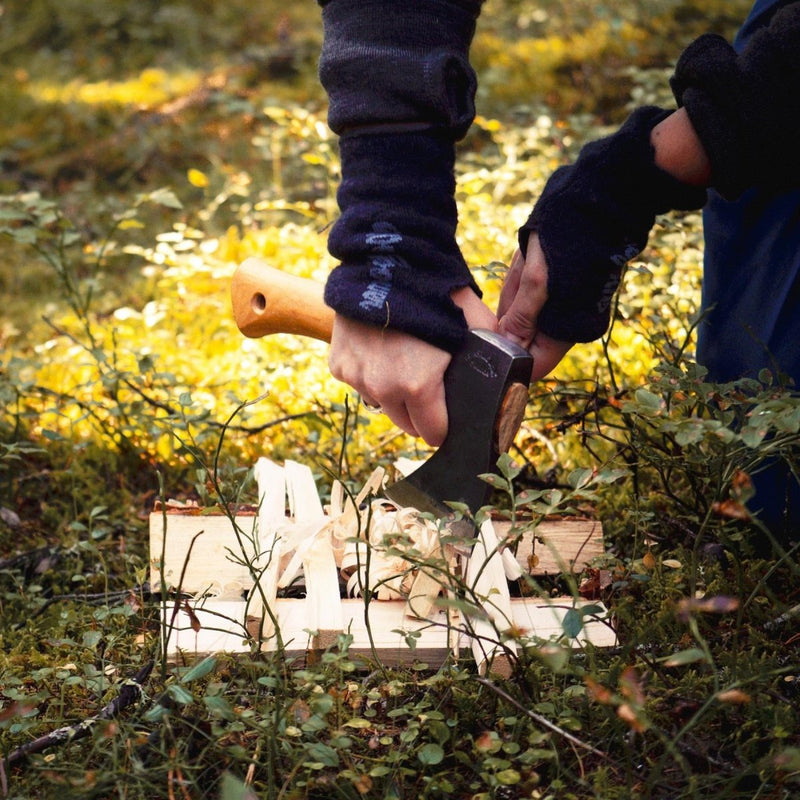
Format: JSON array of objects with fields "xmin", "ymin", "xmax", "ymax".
[{"xmin": 3, "ymin": 661, "xmax": 154, "ymax": 769}]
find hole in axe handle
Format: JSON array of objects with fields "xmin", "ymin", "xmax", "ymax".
[
  {"xmin": 252, "ymin": 292, "xmax": 267, "ymax": 312},
  {"xmin": 495, "ymin": 382, "xmax": 529, "ymax": 454}
]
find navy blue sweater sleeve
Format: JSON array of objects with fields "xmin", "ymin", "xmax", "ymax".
[{"xmin": 318, "ymin": 0, "xmax": 485, "ymax": 353}]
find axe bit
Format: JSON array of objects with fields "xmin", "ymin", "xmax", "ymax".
[{"xmin": 231, "ymin": 257, "xmax": 533, "ymax": 525}]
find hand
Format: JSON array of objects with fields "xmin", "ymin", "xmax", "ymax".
[
  {"xmin": 497, "ymin": 233, "xmax": 574, "ymax": 379},
  {"xmin": 328, "ymin": 287, "xmax": 497, "ymax": 447}
]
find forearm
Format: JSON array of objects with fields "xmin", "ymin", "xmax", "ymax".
[{"xmin": 670, "ymin": 1, "xmax": 800, "ymax": 198}]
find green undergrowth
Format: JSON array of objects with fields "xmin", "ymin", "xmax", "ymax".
[{"xmin": 1, "ymin": 0, "xmax": 797, "ymax": 798}]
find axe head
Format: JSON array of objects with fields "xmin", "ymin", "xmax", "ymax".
[{"xmin": 384, "ymin": 329, "xmax": 533, "ymax": 522}]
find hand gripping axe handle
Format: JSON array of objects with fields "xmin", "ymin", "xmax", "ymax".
[{"xmin": 231, "ymin": 257, "xmax": 533, "ymax": 520}]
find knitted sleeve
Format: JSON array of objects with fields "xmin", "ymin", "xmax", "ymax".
[
  {"xmin": 517, "ymin": 107, "xmax": 707, "ymax": 342},
  {"xmin": 317, "ymin": 0, "xmax": 485, "ymax": 353}
]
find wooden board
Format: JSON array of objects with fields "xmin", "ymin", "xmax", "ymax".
[
  {"xmin": 494, "ymin": 518, "xmax": 606, "ymax": 575},
  {"xmin": 162, "ymin": 595, "xmax": 617, "ymax": 668},
  {"xmin": 150, "ymin": 513, "xmax": 604, "ymax": 596},
  {"xmin": 150, "ymin": 511, "xmax": 259, "ymax": 598}
]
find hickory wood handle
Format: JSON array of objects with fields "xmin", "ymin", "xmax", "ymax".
[{"xmin": 230, "ymin": 257, "xmax": 335, "ymax": 341}]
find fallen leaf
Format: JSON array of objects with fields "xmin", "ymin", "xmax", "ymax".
[
  {"xmin": 579, "ymin": 568, "xmax": 612, "ymax": 599},
  {"xmin": 617, "ymin": 703, "xmax": 647, "ymax": 733},
  {"xmin": 0, "ymin": 506, "xmax": 21, "ymax": 528},
  {"xmin": 716, "ymin": 689, "xmax": 751, "ymax": 705},
  {"xmin": 712, "ymin": 499, "xmax": 750, "ymax": 521},
  {"xmin": 677, "ymin": 595, "xmax": 740, "ymax": 621},
  {"xmin": 182, "ymin": 600, "xmax": 202, "ymax": 633},
  {"xmin": 585, "ymin": 676, "xmax": 613, "ymax": 705},
  {"xmin": 619, "ymin": 667, "xmax": 646, "ymax": 706}
]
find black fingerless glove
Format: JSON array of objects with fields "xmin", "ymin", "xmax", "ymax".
[
  {"xmin": 318, "ymin": 0, "xmax": 484, "ymax": 353},
  {"xmin": 518, "ymin": 106, "xmax": 708, "ymax": 343},
  {"xmin": 670, "ymin": 3, "xmax": 800, "ymax": 199}
]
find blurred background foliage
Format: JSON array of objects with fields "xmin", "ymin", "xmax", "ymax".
[{"xmin": 0, "ymin": 0, "xmax": 774, "ymax": 547}]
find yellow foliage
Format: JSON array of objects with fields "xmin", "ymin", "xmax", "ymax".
[
  {"xmin": 27, "ymin": 68, "xmax": 201, "ymax": 108},
  {"xmin": 4, "ymin": 93, "xmax": 706, "ymax": 482},
  {"xmin": 474, "ymin": 20, "xmax": 647, "ymax": 111}
]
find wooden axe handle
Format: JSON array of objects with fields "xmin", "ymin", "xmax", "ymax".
[
  {"xmin": 231, "ymin": 258, "xmax": 529, "ymax": 457},
  {"xmin": 230, "ymin": 257, "xmax": 334, "ymax": 341}
]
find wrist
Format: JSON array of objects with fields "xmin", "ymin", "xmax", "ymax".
[{"xmin": 650, "ymin": 108, "xmax": 711, "ymax": 187}]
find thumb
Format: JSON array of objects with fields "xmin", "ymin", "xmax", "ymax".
[{"xmin": 498, "ymin": 303, "xmax": 536, "ymax": 348}]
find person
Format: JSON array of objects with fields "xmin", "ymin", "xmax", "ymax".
[{"xmin": 315, "ymin": 0, "xmax": 800, "ymax": 534}]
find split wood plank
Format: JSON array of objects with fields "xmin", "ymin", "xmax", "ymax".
[
  {"xmin": 494, "ymin": 518, "xmax": 605, "ymax": 575},
  {"xmin": 150, "ymin": 513, "xmax": 604, "ymax": 596},
  {"xmin": 162, "ymin": 595, "xmax": 617, "ymax": 668},
  {"xmin": 150, "ymin": 512, "xmax": 259, "ymax": 598}
]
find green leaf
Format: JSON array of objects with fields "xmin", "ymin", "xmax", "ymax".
[
  {"xmin": 181, "ymin": 656, "xmax": 217, "ymax": 684},
  {"xmin": 166, "ymin": 684, "xmax": 194, "ymax": 705},
  {"xmin": 537, "ymin": 644, "xmax": 569, "ymax": 673},
  {"xmin": 568, "ymin": 468, "xmax": 593, "ymax": 490},
  {"xmin": 204, "ymin": 694, "xmax": 234, "ymax": 719},
  {"xmin": 634, "ymin": 388, "xmax": 664, "ymax": 415},
  {"xmin": 417, "ymin": 743, "xmax": 444, "ymax": 766},
  {"xmin": 219, "ymin": 772, "xmax": 258, "ymax": 800},
  {"xmin": 82, "ymin": 630, "xmax": 102, "ymax": 649},
  {"xmin": 496, "ymin": 768, "xmax": 522, "ymax": 786},
  {"xmin": 660, "ymin": 648, "xmax": 708, "ymax": 667},
  {"xmin": 674, "ymin": 418, "xmax": 705, "ymax": 446},
  {"xmin": 305, "ymin": 742, "xmax": 340, "ymax": 767},
  {"xmin": 426, "ymin": 719, "xmax": 451, "ymax": 745},
  {"xmin": 740, "ymin": 426, "xmax": 767, "ymax": 447},
  {"xmin": 496, "ymin": 452, "xmax": 522, "ymax": 481},
  {"xmin": 479, "ymin": 473, "xmax": 509, "ymax": 492},
  {"xmin": 775, "ymin": 747, "xmax": 800, "ymax": 772},
  {"xmin": 344, "ymin": 717, "xmax": 372, "ymax": 729},
  {"xmin": 310, "ymin": 693, "xmax": 334, "ymax": 715},
  {"xmin": 561, "ymin": 607, "xmax": 584, "ymax": 639},
  {"xmin": 144, "ymin": 187, "xmax": 183, "ymax": 209}
]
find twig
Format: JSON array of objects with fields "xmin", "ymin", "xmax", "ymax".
[
  {"xmin": 24, "ymin": 585, "xmax": 153, "ymax": 624},
  {"xmin": 474, "ymin": 675, "xmax": 613, "ymax": 762},
  {"xmin": 3, "ymin": 661, "xmax": 154, "ymax": 768},
  {"xmin": 0, "ymin": 546, "xmax": 63, "ymax": 575}
]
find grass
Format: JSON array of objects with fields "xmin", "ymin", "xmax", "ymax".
[{"xmin": 1, "ymin": 0, "xmax": 798, "ymax": 798}]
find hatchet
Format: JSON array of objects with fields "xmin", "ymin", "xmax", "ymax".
[{"xmin": 231, "ymin": 257, "xmax": 533, "ymax": 521}]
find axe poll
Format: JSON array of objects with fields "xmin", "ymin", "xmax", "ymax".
[{"xmin": 231, "ymin": 257, "xmax": 533, "ymax": 520}]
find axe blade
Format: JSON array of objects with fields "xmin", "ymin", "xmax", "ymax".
[{"xmin": 384, "ymin": 329, "xmax": 533, "ymax": 521}]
